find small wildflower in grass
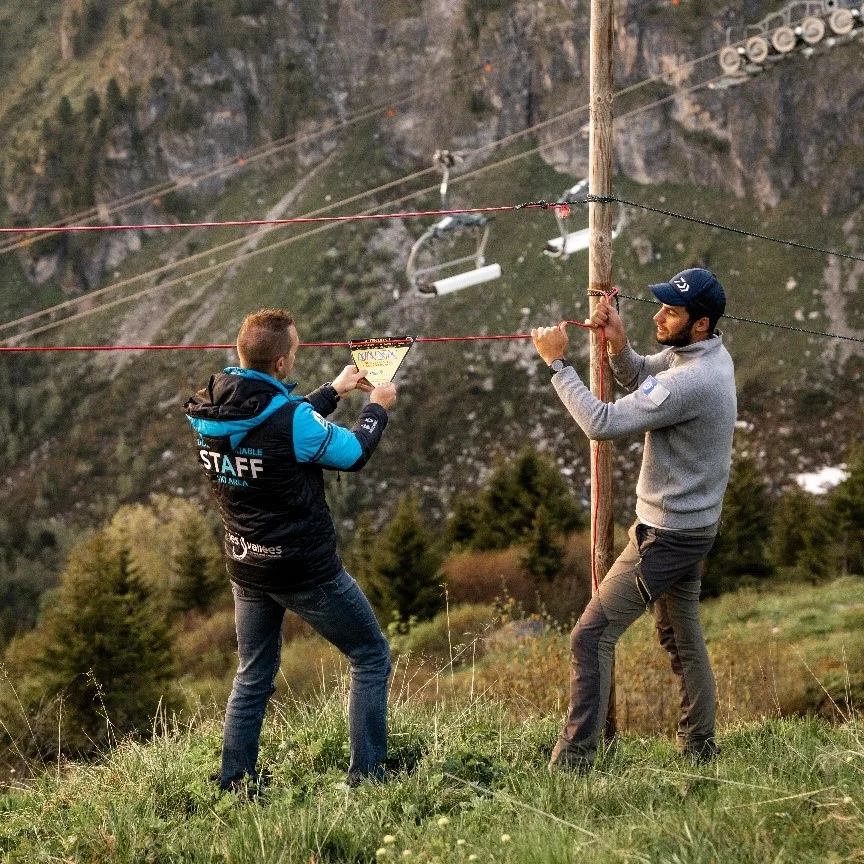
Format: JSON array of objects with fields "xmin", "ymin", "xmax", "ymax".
[
  {"xmin": 843, "ymin": 796, "xmax": 853, "ymax": 804},
  {"xmin": 383, "ymin": 835, "xmax": 396, "ymax": 844},
  {"xmin": 456, "ymin": 839, "xmax": 466, "ymax": 846},
  {"xmin": 376, "ymin": 848, "xmax": 390, "ymax": 859},
  {"xmin": 402, "ymin": 852, "xmax": 413, "ymax": 858},
  {"xmin": 501, "ymin": 834, "xmax": 511, "ymax": 843},
  {"xmin": 468, "ymin": 856, "xmax": 479, "ymax": 862},
  {"xmin": 437, "ymin": 816, "xmax": 450, "ymax": 828}
]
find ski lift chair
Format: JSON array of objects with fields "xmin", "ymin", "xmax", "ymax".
[
  {"xmin": 543, "ymin": 179, "xmax": 624, "ymax": 259},
  {"xmin": 405, "ymin": 150, "xmax": 502, "ymax": 297}
]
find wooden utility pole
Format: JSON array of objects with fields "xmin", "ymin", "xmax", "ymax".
[{"xmin": 588, "ymin": 0, "xmax": 616, "ymax": 737}]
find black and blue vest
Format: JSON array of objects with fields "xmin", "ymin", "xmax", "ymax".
[{"xmin": 184, "ymin": 368, "xmax": 387, "ymax": 590}]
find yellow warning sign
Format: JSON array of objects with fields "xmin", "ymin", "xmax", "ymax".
[{"xmin": 349, "ymin": 337, "xmax": 414, "ymax": 385}]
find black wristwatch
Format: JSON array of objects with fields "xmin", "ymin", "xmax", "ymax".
[{"xmin": 549, "ymin": 358, "xmax": 570, "ymax": 376}]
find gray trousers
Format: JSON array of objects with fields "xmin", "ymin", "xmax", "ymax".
[{"xmin": 551, "ymin": 521, "xmax": 718, "ymax": 769}]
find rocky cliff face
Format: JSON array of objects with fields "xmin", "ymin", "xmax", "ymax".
[{"xmin": 3, "ymin": 0, "xmax": 863, "ymax": 291}]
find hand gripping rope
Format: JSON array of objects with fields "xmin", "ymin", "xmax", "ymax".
[{"xmin": 0, "ymin": 290, "xmax": 616, "ymax": 589}]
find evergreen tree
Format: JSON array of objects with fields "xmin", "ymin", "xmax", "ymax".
[
  {"xmin": 364, "ymin": 495, "xmax": 444, "ymax": 623},
  {"xmin": 56, "ymin": 96, "xmax": 73, "ymax": 126},
  {"xmin": 770, "ymin": 485, "xmax": 835, "ymax": 581},
  {"xmin": 105, "ymin": 78, "xmax": 125, "ymax": 120},
  {"xmin": 521, "ymin": 504, "xmax": 565, "ymax": 581},
  {"xmin": 343, "ymin": 511, "xmax": 378, "ymax": 592},
  {"xmin": 446, "ymin": 492, "xmax": 482, "ymax": 547},
  {"xmin": 795, "ymin": 501, "xmax": 837, "ymax": 582},
  {"xmin": 83, "ymin": 90, "xmax": 101, "ymax": 123},
  {"xmin": 171, "ymin": 519, "xmax": 221, "ymax": 614},
  {"xmin": 827, "ymin": 445, "xmax": 864, "ymax": 575},
  {"xmin": 450, "ymin": 442, "xmax": 584, "ymax": 550},
  {"xmin": 106, "ymin": 495, "xmax": 224, "ymax": 616},
  {"xmin": 147, "ymin": 0, "xmax": 172, "ymax": 29},
  {"xmin": 35, "ymin": 533, "xmax": 176, "ymax": 754},
  {"xmin": 703, "ymin": 444, "xmax": 774, "ymax": 596}
]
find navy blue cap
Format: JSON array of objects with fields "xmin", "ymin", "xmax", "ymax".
[{"xmin": 649, "ymin": 268, "xmax": 726, "ymax": 320}]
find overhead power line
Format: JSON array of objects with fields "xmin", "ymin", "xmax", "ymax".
[
  {"xmin": 587, "ymin": 196, "xmax": 864, "ymax": 265},
  {"xmin": 0, "ymin": 35, "xmax": 727, "ymax": 261},
  {"xmin": 0, "ymin": 51, "xmax": 732, "ymax": 341},
  {"xmin": 616, "ymin": 292, "xmax": 864, "ymax": 343},
  {"xmin": 2, "ymin": 75, "xmax": 728, "ymax": 345},
  {"xmin": 0, "ymin": 62, "xmax": 494, "ymax": 256}
]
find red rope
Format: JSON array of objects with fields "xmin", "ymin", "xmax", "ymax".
[
  {"xmin": 0, "ymin": 315, "xmax": 613, "ymax": 592},
  {"xmin": 0, "ymin": 327, "xmax": 596, "ymax": 352},
  {"xmin": 0, "ymin": 203, "xmax": 557, "ymax": 235},
  {"xmin": 591, "ymin": 332, "xmax": 606, "ymax": 595}
]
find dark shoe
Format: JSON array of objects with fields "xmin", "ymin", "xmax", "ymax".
[
  {"xmin": 548, "ymin": 752, "xmax": 592, "ymax": 775},
  {"xmin": 680, "ymin": 739, "xmax": 719, "ymax": 764},
  {"xmin": 347, "ymin": 764, "xmax": 387, "ymax": 788},
  {"xmin": 219, "ymin": 770, "xmax": 270, "ymax": 800}
]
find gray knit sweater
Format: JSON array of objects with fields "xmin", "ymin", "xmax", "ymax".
[{"xmin": 551, "ymin": 333, "xmax": 737, "ymax": 529}]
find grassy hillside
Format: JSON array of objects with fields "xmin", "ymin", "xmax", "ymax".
[
  {"xmin": 0, "ymin": 702, "xmax": 861, "ymax": 861},
  {"xmin": 1, "ymin": 120, "xmax": 862, "ymax": 644},
  {"xmin": 3, "ymin": 562, "xmax": 863, "ymax": 860},
  {"xmin": 170, "ymin": 569, "xmax": 864, "ymax": 733}
]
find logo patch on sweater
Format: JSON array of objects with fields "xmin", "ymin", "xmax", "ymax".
[{"xmin": 640, "ymin": 376, "xmax": 670, "ymax": 406}]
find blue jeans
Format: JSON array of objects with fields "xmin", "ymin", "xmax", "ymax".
[{"xmin": 221, "ymin": 568, "xmax": 392, "ymax": 788}]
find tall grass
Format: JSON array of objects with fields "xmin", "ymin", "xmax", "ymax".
[
  {"xmin": 0, "ymin": 685, "xmax": 861, "ymax": 862},
  {"xmin": 2, "ymin": 576, "xmax": 862, "ymax": 861}
]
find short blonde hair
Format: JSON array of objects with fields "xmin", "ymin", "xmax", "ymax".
[{"xmin": 236, "ymin": 309, "xmax": 295, "ymax": 371}]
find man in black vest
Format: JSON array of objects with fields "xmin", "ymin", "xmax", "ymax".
[{"xmin": 185, "ymin": 309, "xmax": 396, "ymax": 790}]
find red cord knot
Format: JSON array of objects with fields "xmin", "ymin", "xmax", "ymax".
[{"xmin": 555, "ymin": 203, "xmax": 571, "ymax": 220}]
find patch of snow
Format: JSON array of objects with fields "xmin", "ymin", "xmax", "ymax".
[{"xmin": 793, "ymin": 465, "xmax": 848, "ymax": 495}]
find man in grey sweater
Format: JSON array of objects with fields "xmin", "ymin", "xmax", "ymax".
[{"xmin": 531, "ymin": 268, "xmax": 736, "ymax": 772}]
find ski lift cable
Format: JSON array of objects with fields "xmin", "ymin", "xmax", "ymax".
[
  {"xmin": 0, "ymin": 41, "xmax": 677, "ymax": 256},
  {"xmin": 0, "ymin": 20, "xmax": 795, "ymax": 257},
  {"xmin": 0, "ymin": 61, "xmax": 498, "ymax": 256},
  {"xmin": 559, "ymin": 194, "xmax": 864, "ymax": 265},
  {"xmin": 0, "ymin": 61, "xmax": 728, "ymax": 337},
  {"xmin": 613, "ymin": 291, "xmax": 864, "ymax": 343},
  {"xmin": 0, "ymin": 77, "xmax": 749, "ymax": 345},
  {"xmin": 2, "ymin": 76, "xmax": 730, "ymax": 345},
  {"xmin": 0, "ymin": 52, "xmax": 723, "ymax": 243}
]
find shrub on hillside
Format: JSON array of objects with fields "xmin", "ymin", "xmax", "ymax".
[
  {"xmin": 704, "ymin": 440, "xmax": 774, "ymax": 596},
  {"xmin": 354, "ymin": 494, "xmax": 445, "ymax": 624},
  {"xmin": 387, "ymin": 603, "xmax": 498, "ymax": 664},
  {"xmin": 444, "ymin": 531, "xmax": 593, "ymax": 624},
  {"xmin": 3, "ymin": 533, "xmax": 176, "ymax": 759},
  {"xmin": 447, "ymin": 442, "xmax": 584, "ymax": 553},
  {"xmin": 826, "ymin": 444, "xmax": 864, "ymax": 576}
]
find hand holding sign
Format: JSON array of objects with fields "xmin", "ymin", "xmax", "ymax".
[
  {"xmin": 349, "ymin": 337, "xmax": 414, "ymax": 386},
  {"xmin": 332, "ymin": 364, "xmax": 374, "ymax": 396},
  {"xmin": 369, "ymin": 382, "xmax": 397, "ymax": 410}
]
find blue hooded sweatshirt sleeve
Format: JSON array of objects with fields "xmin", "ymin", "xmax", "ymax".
[{"xmin": 292, "ymin": 401, "xmax": 388, "ymax": 470}]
